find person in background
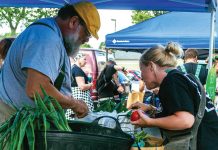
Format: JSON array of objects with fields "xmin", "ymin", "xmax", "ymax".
[
  {"xmin": 96, "ymin": 60, "xmax": 124, "ymax": 109},
  {"xmin": 118, "ymin": 70, "xmax": 129, "ymax": 86},
  {"xmin": 139, "ymin": 79, "xmax": 161, "ymax": 117},
  {"xmin": 66, "ymin": 53, "xmax": 94, "ymax": 120},
  {"xmin": 214, "ymin": 55, "xmax": 218, "ymax": 76},
  {"xmin": 0, "ymin": 1, "xmax": 101, "ymax": 125},
  {"xmin": 177, "ymin": 48, "xmax": 208, "ymax": 85},
  {"xmin": 143, "ymin": 87, "xmax": 161, "ymax": 117},
  {"xmin": 212, "ymin": 56, "xmax": 218, "ymax": 114},
  {"xmin": 117, "ymin": 69, "xmax": 131, "ymax": 98},
  {"xmin": 0, "ymin": 38, "xmax": 15, "ymax": 67},
  {"xmin": 129, "ymin": 42, "xmax": 218, "ymax": 150}
]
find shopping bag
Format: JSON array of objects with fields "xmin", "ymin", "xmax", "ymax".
[
  {"xmin": 126, "ymin": 91, "xmax": 144, "ymax": 108},
  {"xmin": 206, "ymin": 66, "xmax": 217, "ymax": 101}
]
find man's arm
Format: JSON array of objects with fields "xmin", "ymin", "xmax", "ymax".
[{"xmin": 26, "ymin": 68, "xmax": 88, "ymax": 118}]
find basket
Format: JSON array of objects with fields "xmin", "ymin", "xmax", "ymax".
[{"xmin": 32, "ymin": 116, "xmax": 134, "ymax": 150}]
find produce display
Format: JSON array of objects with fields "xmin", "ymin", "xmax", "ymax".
[
  {"xmin": 0, "ymin": 88, "xmax": 71, "ymax": 150},
  {"xmin": 133, "ymin": 130, "xmax": 163, "ymax": 148},
  {"xmin": 94, "ymin": 97, "xmax": 128, "ymax": 113},
  {"xmin": 0, "ymin": 88, "xmax": 163, "ymax": 149}
]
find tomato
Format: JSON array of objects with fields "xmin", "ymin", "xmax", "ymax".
[{"xmin": 130, "ymin": 111, "xmax": 140, "ymax": 121}]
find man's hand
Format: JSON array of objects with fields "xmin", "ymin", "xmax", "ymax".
[{"xmin": 71, "ymin": 99, "xmax": 89, "ymax": 118}]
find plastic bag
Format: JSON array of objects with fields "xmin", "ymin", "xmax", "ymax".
[{"xmin": 74, "ymin": 111, "xmax": 118, "ymax": 126}]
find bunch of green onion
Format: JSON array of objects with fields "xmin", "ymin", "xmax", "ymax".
[{"xmin": 0, "ymin": 87, "xmax": 71, "ymax": 150}]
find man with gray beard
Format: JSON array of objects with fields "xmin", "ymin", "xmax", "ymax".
[{"xmin": 0, "ymin": 1, "xmax": 101, "ymax": 124}]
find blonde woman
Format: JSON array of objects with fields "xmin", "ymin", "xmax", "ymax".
[{"xmin": 129, "ymin": 42, "xmax": 218, "ymax": 150}]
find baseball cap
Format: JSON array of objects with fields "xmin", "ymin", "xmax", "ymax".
[{"xmin": 73, "ymin": 1, "xmax": 100, "ymax": 39}]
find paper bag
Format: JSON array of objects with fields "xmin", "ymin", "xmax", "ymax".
[{"xmin": 126, "ymin": 91, "xmax": 144, "ymax": 108}]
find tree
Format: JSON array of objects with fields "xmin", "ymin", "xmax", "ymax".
[
  {"xmin": 80, "ymin": 43, "xmax": 92, "ymax": 48},
  {"xmin": 99, "ymin": 42, "xmax": 105, "ymax": 49},
  {"xmin": 0, "ymin": 7, "xmax": 58, "ymax": 36},
  {"xmin": 131, "ymin": 10, "xmax": 167, "ymax": 24}
]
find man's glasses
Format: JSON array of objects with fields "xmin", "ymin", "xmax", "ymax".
[{"xmin": 79, "ymin": 19, "xmax": 91, "ymax": 38}]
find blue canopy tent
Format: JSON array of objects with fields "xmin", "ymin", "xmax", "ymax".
[
  {"xmin": 104, "ymin": 1, "xmax": 216, "ymax": 67},
  {"xmin": 0, "ymin": 0, "xmax": 215, "ymax": 12},
  {"xmin": 106, "ymin": 11, "xmax": 218, "ymax": 51},
  {"xmin": 0, "ymin": 0, "xmax": 216, "ymax": 67}
]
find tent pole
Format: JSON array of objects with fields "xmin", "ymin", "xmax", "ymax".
[
  {"xmin": 106, "ymin": 49, "xmax": 109, "ymax": 61},
  {"xmin": 208, "ymin": 9, "xmax": 216, "ymax": 69}
]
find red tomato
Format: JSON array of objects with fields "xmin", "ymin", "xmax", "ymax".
[{"xmin": 130, "ymin": 111, "xmax": 140, "ymax": 121}]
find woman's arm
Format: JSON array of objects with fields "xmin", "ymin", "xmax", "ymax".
[
  {"xmin": 132, "ymin": 110, "xmax": 195, "ymax": 130},
  {"xmin": 75, "ymin": 76, "xmax": 92, "ymax": 91}
]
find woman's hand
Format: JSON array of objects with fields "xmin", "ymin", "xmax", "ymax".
[
  {"xmin": 117, "ymin": 85, "xmax": 124, "ymax": 93},
  {"xmin": 128, "ymin": 101, "xmax": 152, "ymax": 112},
  {"xmin": 88, "ymin": 82, "xmax": 93, "ymax": 89},
  {"xmin": 131, "ymin": 110, "xmax": 153, "ymax": 127}
]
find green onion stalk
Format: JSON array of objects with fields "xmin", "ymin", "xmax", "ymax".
[{"xmin": 0, "ymin": 87, "xmax": 71, "ymax": 150}]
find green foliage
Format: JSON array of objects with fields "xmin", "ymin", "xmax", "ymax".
[
  {"xmin": 134, "ymin": 130, "xmax": 148, "ymax": 144},
  {"xmin": 80, "ymin": 43, "xmax": 92, "ymax": 48},
  {"xmin": 0, "ymin": 32, "xmax": 18, "ymax": 39},
  {"xmin": 0, "ymin": 87, "xmax": 71, "ymax": 150},
  {"xmin": 0, "ymin": 7, "xmax": 58, "ymax": 36},
  {"xmin": 131, "ymin": 10, "xmax": 167, "ymax": 24},
  {"xmin": 99, "ymin": 42, "xmax": 105, "ymax": 49},
  {"xmin": 94, "ymin": 97, "xmax": 128, "ymax": 113}
]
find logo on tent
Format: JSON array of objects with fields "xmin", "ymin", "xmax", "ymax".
[{"xmin": 112, "ymin": 39, "xmax": 130, "ymax": 44}]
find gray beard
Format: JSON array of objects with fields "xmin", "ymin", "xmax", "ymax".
[
  {"xmin": 63, "ymin": 31, "xmax": 81, "ymax": 56},
  {"xmin": 63, "ymin": 39, "xmax": 80, "ymax": 56}
]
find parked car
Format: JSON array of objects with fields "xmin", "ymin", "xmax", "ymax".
[{"xmin": 71, "ymin": 48, "xmax": 114, "ymax": 101}]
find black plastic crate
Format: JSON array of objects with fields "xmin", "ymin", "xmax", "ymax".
[{"xmin": 26, "ymin": 116, "xmax": 134, "ymax": 150}]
